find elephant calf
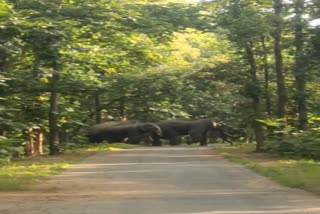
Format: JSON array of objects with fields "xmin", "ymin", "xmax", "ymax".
[{"xmin": 87, "ymin": 122, "xmax": 162, "ymax": 144}]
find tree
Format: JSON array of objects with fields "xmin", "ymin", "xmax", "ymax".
[
  {"xmin": 293, "ymin": 0, "xmax": 308, "ymax": 130},
  {"xmin": 272, "ymin": 0, "xmax": 287, "ymax": 118},
  {"xmin": 208, "ymin": 0, "xmax": 273, "ymax": 150}
]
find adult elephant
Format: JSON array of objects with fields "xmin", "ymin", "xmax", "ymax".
[
  {"xmin": 87, "ymin": 121, "xmax": 162, "ymax": 144},
  {"xmin": 153, "ymin": 119, "xmax": 224, "ymax": 146}
]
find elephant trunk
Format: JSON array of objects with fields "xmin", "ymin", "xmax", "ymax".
[{"xmin": 154, "ymin": 125, "xmax": 162, "ymax": 137}]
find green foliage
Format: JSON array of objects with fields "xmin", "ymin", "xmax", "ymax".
[
  {"xmin": 214, "ymin": 0, "xmax": 272, "ymax": 45},
  {"xmin": 62, "ymin": 141, "xmax": 141, "ymax": 152},
  {"xmin": 1, "ymin": 0, "xmax": 320, "ymax": 158},
  {"xmin": 85, "ymin": 143, "xmax": 142, "ymax": 151},
  {"xmin": 265, "ymin": 130, "xmax": 320, "ymax": 159},
  {"xmin": 0, "ymin": 152, "xmax": 85, "ymax": 190},
  {"xmin": 242, "ymin": 82, "xmax": 262, "ymax": 99},
  {"xmin": 0, "ymin": 136, "xmax": 24, "ymax": 165}
]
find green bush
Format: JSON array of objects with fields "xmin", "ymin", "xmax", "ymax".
[
  {"xmin": 265, "ymin": 130, "xmax": 320, "ymax": 159},
  {"xmin": 0, "ymin": 136, "xmax": 24, "ymax": 165}
]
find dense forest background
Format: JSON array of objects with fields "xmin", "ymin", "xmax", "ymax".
[{"xmin": 1, "ymin": 0, "xmax": 320, "ymax": 159}]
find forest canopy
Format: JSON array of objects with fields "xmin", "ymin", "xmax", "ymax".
[{"xmin": 1, "ymin": 0, "xmax": 320, "ymax": 158}]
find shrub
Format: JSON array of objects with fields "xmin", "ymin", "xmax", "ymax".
[
  {"xmin": 0, "ymin": 136, "xmax": 24, "ymax": 165},
  {"xmin": 265, "ymin": 130, "xmax": 320, "ymax": 159}
]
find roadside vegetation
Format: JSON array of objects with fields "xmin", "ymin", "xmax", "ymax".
[
  {"xmin": 214, "ymin": 144, "xmax": 320, "ymax": 195},
  {"xmin": 0, "ymin": 143, "xmax": 137, "ymax": 191}
]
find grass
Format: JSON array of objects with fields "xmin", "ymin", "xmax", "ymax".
[
  {"xmin": 85, "ymin": 142, "xmax": 142, "ymax": 151},
  {"xmin": 0, "ymin": 143, "xmax": 139, "ymax": 191},
  {"xmin": 214, "ymin": 144, "xmax": 320, "ymax": 195}
]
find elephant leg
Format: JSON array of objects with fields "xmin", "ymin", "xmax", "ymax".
[
  {"xmin": 152, "ymin": 135, "xmax": 162, "ymax": 146},
  {"xmin": 127, "ymin": 132, "xmax": 144, "ymax": 144},
  {"xmin": 127, "ymin": 137, "xmax": 139, "ymax": 144},
  {"xmin": 199, "ymin": 133, "xmax": 208, "ymax": 146},
  {"xmin": 189, "ymin": 132, "xmax": 198, "ymax": 143},
  {"xmin": 163, "ymin": 130, "xmax": 180, "ymax": 146},
  {"xmin": 200, "ymin": 138, "xmax": 208, "ymax": 146},
  {"xmin": 168, "ymin": 135, "xmax": 181, "ymax": 146},
  {"xmin": 140, "ymin": 133, "xmax": 156, "ymax": 145},
  {"xmin": 190, "ymin": 132, "xmax": 207, "ymax": 146},
  {"xmin": 142, "ymin": 137, "xmax": 150, "ymax": 145}
]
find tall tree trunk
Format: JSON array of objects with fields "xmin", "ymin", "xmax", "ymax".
[
  {"xmin": 32, "ymin": 54, "xmax": 40, "ymax": 78},
  {"xmin": 31, "ymin": 54, "xmax": 43, "ymax": 124},
  {"xmin": 273, "ymin": 0, "xmax": 287, "ymax": 118},
  {"xmin": 95, "ymin": 94, "xmax": 101, "ymax": 124},
  {"xmin": 0, "ymin": 50, "xmax": 8, "ymax": 135},
  {"xmin": 0, "ymin": 49, "xmax": 7, "ymax": 73},
  {"xmin": 294, "ymin": 0, "xmax": 308, "ymax": 130},
  {"xmin": 49, "ymin": 63, "xmax": 60, "ymax": 155},
  {"xmin": 143, "ymin": 103, "xmax": 150, "ymax": 122},
  {"xmin": 261, "ymin": 36, "xmax": 271, "ymax": 115},
  {"xmin": 119, "ymin": 98, "xmax": 126, "ymax": 121},
  {"xmin": 245, "ymin": 41, "xmax": 264, "ymax": 151}
]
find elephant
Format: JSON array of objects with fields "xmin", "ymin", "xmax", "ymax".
[
  {"xmin": 87, "ymin": 121, "xmax": 162, "ymax": 144},
  {"xmin": 207, "ymin": 122, "xmax": 244, "ymax": 145},
  {"xmin": 152, "ymin": 119, "xmax": 225, "ymax": 146}
]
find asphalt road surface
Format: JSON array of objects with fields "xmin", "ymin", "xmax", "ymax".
[{"xmin": 1, "ymin": 146, "xmax": 320, "ymax": 214}]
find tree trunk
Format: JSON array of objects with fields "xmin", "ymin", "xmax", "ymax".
[
  {"xmin": 31, "ymin": 53, "xmax": 43, "ymax": 124},
  {"xmin": 143, "ymin": 102, "xmax": 150, "ymax": 122},
  {"xmin": 261, "ymin": 36, "xmax": 271, "ymax": 115},
  {"xmin": 273, "ymin": 0, "xmax": 287, "ymax": 118},
  {"xmin": 294, "ymin": 0, "xmax": 308, "ymax": 130},
  {"xmin": 245, "ymin": 41, "xmax": 264, "ymax": 151},
  {"xmin": 32, "ymin": 54, "xmax": 40, "ymax": 78},
  {"xmin": 0, "ymin": 48, "xmax": 7, "ymax": 73},
  {"xmin": 49, "ymin": 63, "xmax": 60, "ymax": 155},
  {"xmin": 95, "ymin": 94, "xmax": 101, "ymax": 124},
  {"xmin": 0, "ymin": 49, "xmax": 8, "ymax": 135},
  {"xmin": 119, "ymin": 98, "xmax": 126, "ymax": 121}
]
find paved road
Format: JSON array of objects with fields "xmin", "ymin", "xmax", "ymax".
[{"xmin": 1, "ymin": 147, "xmax": 320, "ymax": 214}]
